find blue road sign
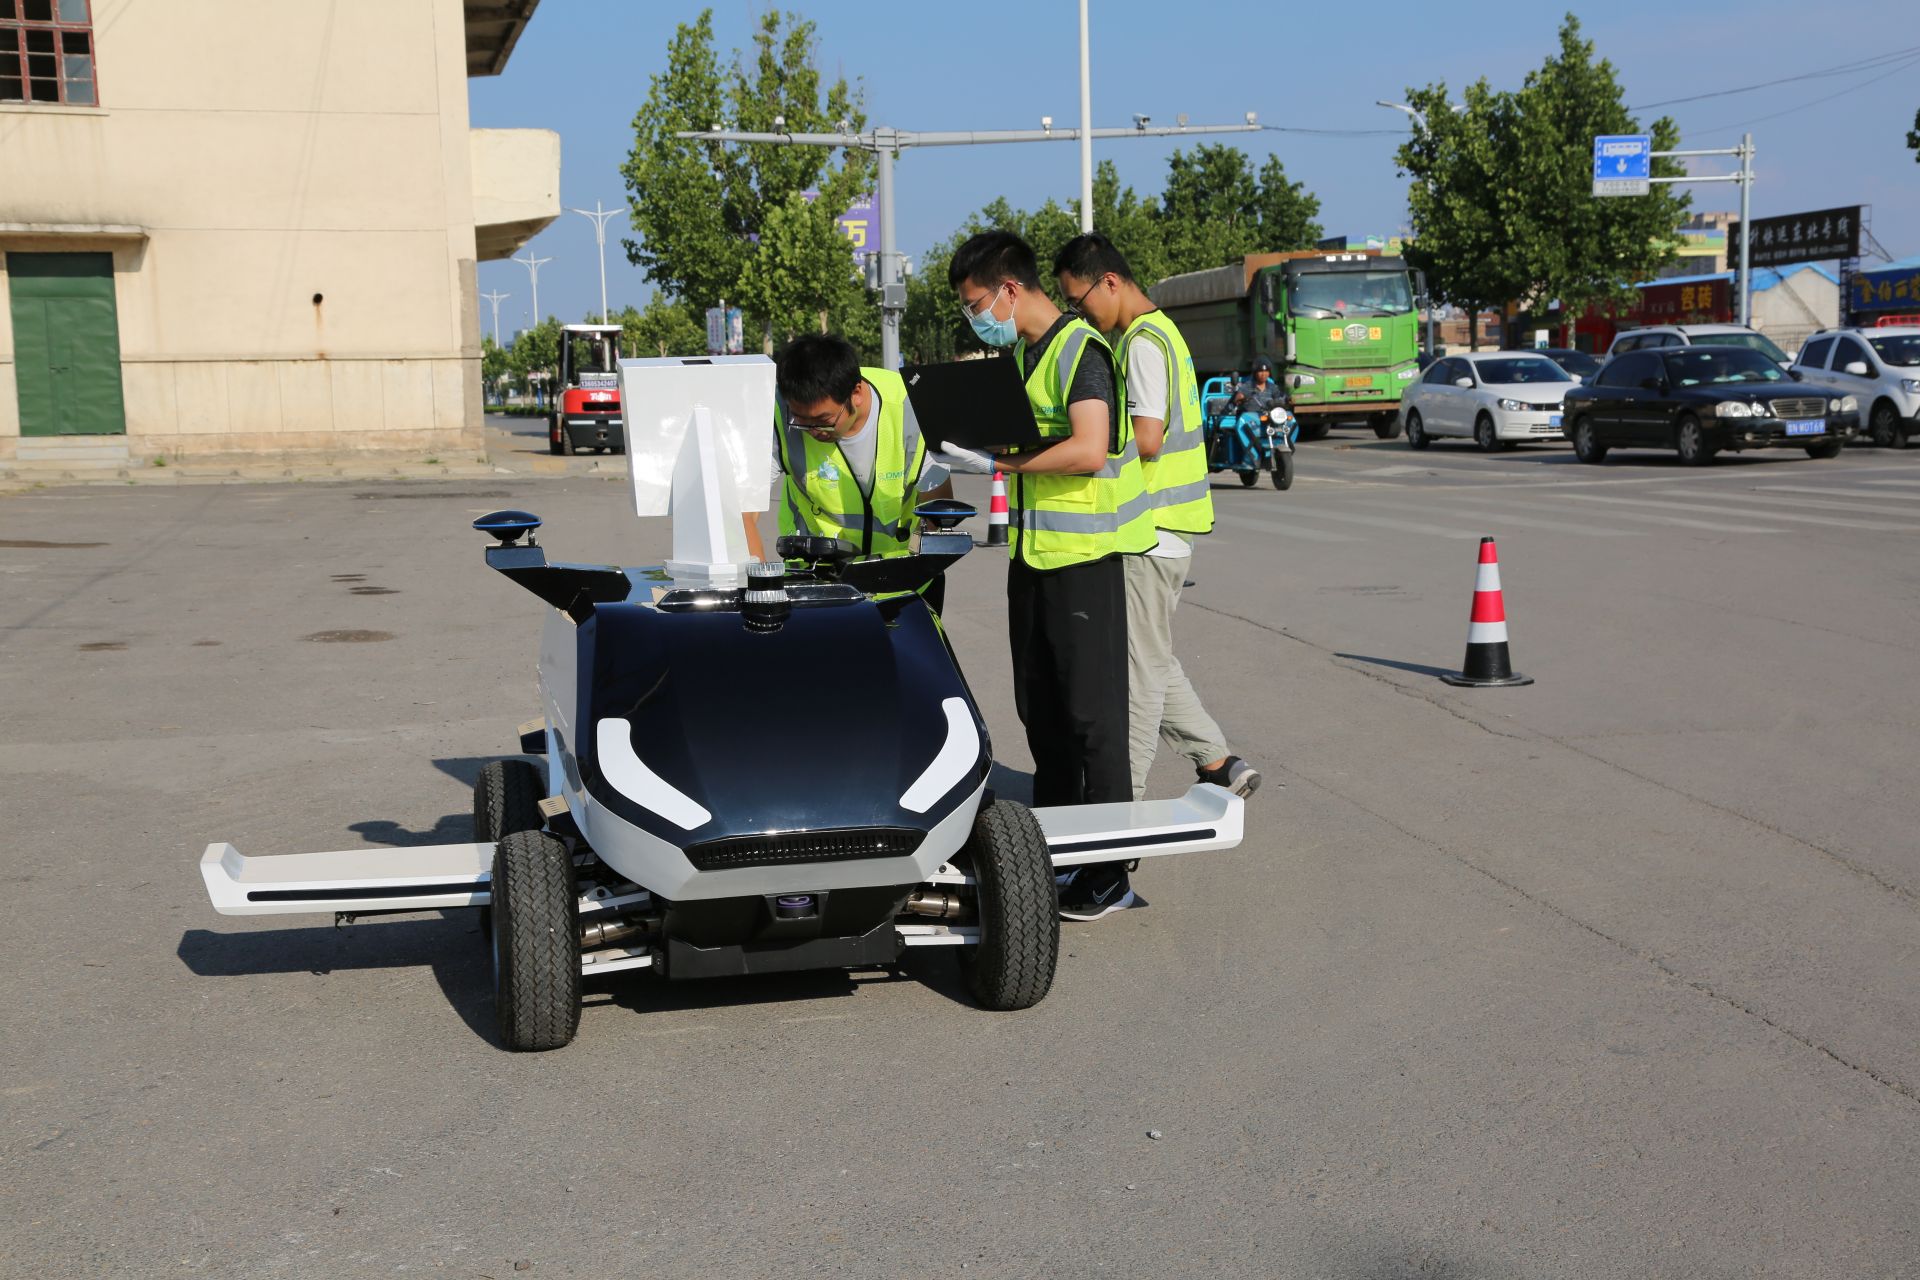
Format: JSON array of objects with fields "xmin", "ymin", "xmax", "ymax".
[{"xmin": 1593, "ymin": 135, "xmax": 1651, "ymax": 180}]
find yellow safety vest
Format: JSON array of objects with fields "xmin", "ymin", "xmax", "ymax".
[
  {"xmin": 776, "ymin": 368, "xmax": 926, "ymax": 557},
  {"xmin": 1120, "ymin": 310, "xmax": 1214, "ymax": 536},
  {"xmin": 1010, "ymin": 319, "xmax": 1154, "ymax": 570}
]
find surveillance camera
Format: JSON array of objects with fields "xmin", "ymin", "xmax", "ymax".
[
  {"xmin": 1245, "ymin": 111, "xmax": 1258, "ymax": 125},
  {"xmin": 1133, "ymin": 113, "xmax": 1151, "ymax": 129},
  {"xmin": 772, "ymin": 114, "xmax": 786, "ymax": 130},
  {"xmin": 1176, "ymin": 113, "xmax": 1189, "ymax": 128},
  {"xmin": 837, "ymin": 117, "xmax": 851, "ymax": 133},
  {"xmin": 1041, "ymin": 115, "xmax": 1053, "ymax": 131}
]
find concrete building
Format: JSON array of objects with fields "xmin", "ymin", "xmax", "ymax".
[{"xmin": 0, "ymin": 0, "xmax": 558, "ymax": 473}]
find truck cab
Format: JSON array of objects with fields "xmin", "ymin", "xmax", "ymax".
[{"xmin": 549, "ymin": 324, "xmax": 624, "ymax": 455}]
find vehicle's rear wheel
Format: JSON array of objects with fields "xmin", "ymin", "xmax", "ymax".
[
  {"xmin": 1297, "ymin": 421, "xmax": 1331, "ymax": 442},
  {"xmin": 555, "ymin": 419, "xmax": 575, "ymax": 456},
  {"xmin": 1676, "ymin": 416, "xmax": 1716, "ymax": 466},
  {"xmin": 474, "ymin": 759, "xmax": 544, "ymax": 945},
  {"xmin": 1373, "ymin": 414, "xmax": 1403, "ymax": 440},
  {"xmin": 1572, "ymin": 416, "xmax": 1607, "ymax": 464},
  {"xmin": 1870, "ymin": 402, "xmax": 1906, "ymax": 449},
  {"xmin": 491, "ymin": 830, "xmax": 581, "ymax": 1051},
  {"xmin": 956, "ymin": 800, "xmax": 1059, "ymax": 1011},
  {"xmin": 1405, "ymin": 409, "xmax": 1430, "ymax": 451},
  {"xmin": 1271, "ymin": 451, "xmax": 1294, "ymax": 491},
  {"xmin": 1238, "ymin": 469, "xmax": 1258, "ymax": 487},
  {"xmin": 1804, "ymin": 440, "xmax": 1843, "ymax": 459},
  {"xmin": 1475, "ymin": 413, "xmax": 1501, "ymax": 453}
]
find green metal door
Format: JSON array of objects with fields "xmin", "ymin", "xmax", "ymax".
[{"xmin": 8, "ymin": 252, "xmax": 126, "ymax": 436}]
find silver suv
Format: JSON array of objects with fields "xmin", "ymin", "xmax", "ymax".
[
  {"xmin": 1607, "ymin": 324, "xmax": 1792, "ymax": 367},
  {"xmin": 1789, "ymin": 327, "xmax": 1920, "ymax": 449}
]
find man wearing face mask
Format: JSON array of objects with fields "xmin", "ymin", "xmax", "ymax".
[
  {"xmin": 762, "ymin": 333, "xmax": 953, "ymax": 607},
  {"xmin": 944, "ymin": 230, "xmax": 1155, "ymax": 921},
  {"xmin": 1053, "ymin": 233, "xmax": 1262, "ymax": 804}
]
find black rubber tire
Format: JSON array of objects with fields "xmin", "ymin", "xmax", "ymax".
[
  {"xmin": 547, "ymin": 436, "xmax": 564, "ymax": 456},
  {"xmin": 1405, "ymin": 409, "xmax": 1430, "ymax": 451},
  {"xmin": 1573, "ymin": 416, "xmax": 1607, "ymax": 464},
  {"xmin": 1870, "ymin": 402, "xmax": 1906, "ymax": 449},
  {"xmin": 1297, "ymin": 421, "xmax": 1331, "ymax": 442},
  {"xmin": 555, "ymin": 418, "xmax": 575, "ymax": 456},
  {"xmin": 1804, "ymin": 440, "xmax": 1843, "ymax": 459},
  {"xmin": 1271, "ymin": 451, "xmax": 1294, "ymax": 491},
  {"xmin": 1475, "ymin": 413, "xmax": 1500, "ymax": 453},
  {"xmin": 1676, "ymin": 416, "xmax": 1715, "ymax": 466},
  {"xmin": 1373, "ymin": 415, "xmax": 1403, "ymax": 440},
  {"xmin": 956, "ymin": 801, "xmax": 1059, "ymax": 1011},
  {"xmin": 491, "ymin": 830, "xmax": 581, "ymax": 1051},
  {"xmin": 474, "ymin": 759, "xmax": 544, "ymax": 945},
  {"xmin": 1237, "ymin": 469, "xmax": 1258, "ymax": 487}
]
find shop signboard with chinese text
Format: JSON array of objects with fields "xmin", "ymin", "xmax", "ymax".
[{"xmin": 1727, "ymin": 207, "xmax": 1861, "ymax": 269}]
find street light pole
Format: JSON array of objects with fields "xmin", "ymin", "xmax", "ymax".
[
  {"xmin": 1078, "ymin": 0, "xmax": 1093, "ymax": 233},
  {"xmin": 568, "ymin": 201, "xmax": 626, "ymax": 321},
  {"xmin": 480, "ymin": 289, "xmax": 510, "ymax": 346},
  {"xmin": 678, "ymin": 116, "xmax": 1261, "ymax": 368},
  {"xmin": 511, "ymin": 252, "xmax": 552, "ymax": 327},
  {"xmin": 1377, "ymin": 101, "xmax": 1438, "ymax": 356}
]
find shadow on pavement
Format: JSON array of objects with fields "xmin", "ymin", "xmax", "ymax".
[{"xmin": 1335, "ymin": 652, "xmax": 1455, "ymax": 679}]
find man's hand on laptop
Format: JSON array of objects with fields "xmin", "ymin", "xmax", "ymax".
[{"xmin": 937, "ymin": 442, "xmax": 997, "ymax": 475}]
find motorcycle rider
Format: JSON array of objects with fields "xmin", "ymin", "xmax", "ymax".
[{"xmin": 1233, "ymin": 358, "xmax": 1288, "ymax": 421}]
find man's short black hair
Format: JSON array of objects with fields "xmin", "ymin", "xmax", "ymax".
[
  {"xmin": 1052, "ymin": 232, "xmax": 1137, "ymax": 285},
  {"xmin": 776, "ymin": 333, "xmax": 862, "ymax": 406},
  {"xmin": 948, "ymin": 230, "xmax": 1043, "ymax": 292}
]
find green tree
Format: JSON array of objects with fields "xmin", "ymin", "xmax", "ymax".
[
  {"xmin": 509, "ymin": 316, "xmax": 562, "ymax": 399},
  {"xmin": 481, "ymin": 334, "xmax": 509, "ymax": 403},
  {"xmin": 1395, "ymin": 80, "xmax": 1514, "ymax": 349},
  {"xmin": 1253, "ymin": 156, "xmax": 1324, "ymax": 252},
  {"xmin": 1155, "ymin": 144, "xmax": 1264, "ymax": 275},
  {"xmin": 1907, "ymin": 106, "xmax": 1919, "ymax": 163},
  {"xmin": 621, "ymin": 9, "xmax": 870, "ymax": 344},
  {"xmin": 618, "ymin": 297, "xmax": 707, "ymax": 358},
  {"xmin": 735, "ymin": 191, "xmax": 869, "ymax": 348}
]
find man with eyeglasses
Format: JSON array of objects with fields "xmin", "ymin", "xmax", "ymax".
[
  {"xmin": 752, "ymin": 334, "xmax": 954, "ymax": 608},
  {"xmin": 945, "ymin": 230, "xmax": 1155, "ymax": 921},
  {"xmin": 1053, "ymin": 233, "xmax": 1262, "ymax": 805}
]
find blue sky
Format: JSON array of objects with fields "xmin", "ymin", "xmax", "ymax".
[{"xmin": 470, "ymin": 0, "xmax": 1920, "ymax": 333}]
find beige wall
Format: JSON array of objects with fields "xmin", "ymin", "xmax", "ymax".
[
  {"xmin": 0, "ymin": 0, "xmax": 554, "ymax": 459},
  {"xmin": 1754, "ymin": 271, "xmax": 1839, "ymax": 357}
]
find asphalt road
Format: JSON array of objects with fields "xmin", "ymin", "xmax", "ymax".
[{"xmin": 4, "ymin": 433, "xmax": 1918, "ymax": 1278}]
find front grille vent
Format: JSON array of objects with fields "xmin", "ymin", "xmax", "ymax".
[
  {"xmin": 1768, "ymin": 397, "xmax": 1827, "ymax": 420},
  {"xmin": 684, "ymin": 827, "xmax": 922, "ymax": 871}
]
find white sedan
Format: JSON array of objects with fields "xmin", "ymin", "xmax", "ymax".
[{"xmin": 1400, "ymin": 352, "xmax": 1578, "ymax": 451}]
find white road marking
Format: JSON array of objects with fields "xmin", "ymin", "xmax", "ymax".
[
  {"xmin": 1217, "ymin": 513, "xmax": 1358, "ymax": 543},
  {"xmin": 1563, "ymin": 491, "xmax": 1920, "ymax": 532},
  {"xmin": 1345, "ymin": 502, "xmax": 1639, "ymax": 537},
  {"xmin": 1663, "ymin": 488, "xmax": 1920, "ymax": 518},
  {"xmin": 1470, "ymin": 496, "xmax": 1783, "ymax": 535},
  {"xmin": 1250, "ymin": 506, "xmax": 1486, "ymax": 538},
  {"xmin": 1859, "ymin": 478, "xmax": 1920, "ymax": 487}
]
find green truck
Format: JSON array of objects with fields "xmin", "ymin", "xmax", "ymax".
[{"xmin": 1149, "ymin": 250, "xmax": 1425, "ymax": 440}]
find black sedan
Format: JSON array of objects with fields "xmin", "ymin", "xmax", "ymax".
[
  {"xmin": 1561, "ymin": 346, "xmax": 1859, "ymax": 465},
  {"xmin": 1534, "ymin": 347, "xmax": 1602, "ymax": 381}
]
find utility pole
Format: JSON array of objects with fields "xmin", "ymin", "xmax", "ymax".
[
  {"xmin": 1647, "ymin": 135, "xmax": 1756, "ymax": 326},
  {"xmin": 679, "ymin": 116, "xmax": 1260, "ymax": 368},
  {"xmin": 480, "ymin": 289, "xmax": 510, "ymax": 346},
  {"xmin": 1379, "ymin": 100, "xmax": 1459, "ymax": 356},
  {"xmin": 568, "ymin": 201, "xmax": 626, "ymax": 321},
  {"xmin": 512, "ymin": 252, "xmax": 552, "ymax": 327},
  {"xmin": 1078, "ymin": 0, "xmax": 1093, "ymax": 233}
]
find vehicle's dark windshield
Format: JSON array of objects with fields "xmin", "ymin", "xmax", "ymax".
[
  {"xmin": 569, "ymin": 333, "xmax": 616, "ymax": 373},
  {"xmin": 1662, "ymin": 347, "xmax": 1787, "ymax": 386},
  {"xmin": 1474, "ymin": 357, "xmax": 1572, "ymax": 385},
  {"xmin": 1290, "ymin": 271, "xmax": 1413, "ymax": 318},
  {"xmin": 1867, "ymin": 333, "xmax": 1920, "ymax": 368},
  {"xmin": 1689, "ymin": 331, "xmax": 1790, "ymax": 363},
  {"xmin": 1543, "ymin": 349, "xmax": 1601, "ymax": 378}
]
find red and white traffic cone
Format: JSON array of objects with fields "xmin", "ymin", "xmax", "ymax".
[
  {"xmin": 1440, "ymin": 536, "xmax": 1533, "ymax": 688},
  {"xmin": 986, "ymin": 471, "xmax": 1010, "ymax": 547}
]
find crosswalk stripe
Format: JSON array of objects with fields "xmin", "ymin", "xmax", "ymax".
[
  {"xmin": 1664, "ymin": 487, "xmax": 1920, "ymax": 517},
  {"xmin": 1478, "ymin": 496, "xmax": 1784, "ymax": 534},
  {"xmin": 1860, "ymin": 478, "xmax": 1920, "ymax": 487},
  {"xmin": 1217, "ymin": 513, "xmax": 1357, "ymax": 543},
  {"xmin": 1563, "ymin": 491, "xmax": 1920, "ymax": 532},
  {"xmin": 1342, "ymin": 501, "xmax": 1639, "ymax": 537},
  {"xmin": 1253, "ymin": 506, "xmax": 1486, "ymax": 538}
]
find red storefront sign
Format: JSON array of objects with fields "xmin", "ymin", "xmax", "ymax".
[{"xmin": 1634, "ymin": 278, "xmax": 1731, "ymax": 324}]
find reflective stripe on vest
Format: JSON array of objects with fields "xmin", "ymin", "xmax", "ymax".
[
  {"xmin": 1121, "ymin": 311, "xmax": 1214, "ymax": 536},
  {"xmin": 776, "ymin": 367, "xmax": 925, "ymax": 557},
  {"xmin": 1008, "ymin": 319, "xmax": 1154, "ymax": 570}
]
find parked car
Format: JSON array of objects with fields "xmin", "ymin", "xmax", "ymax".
[
  {"xmin": 1401, "ymin": 352, "xmax": 1576, "ymax": 452},
  {"xmin": 1789, "ymin": 326, "xmax": 1920, "ymax": 449},
  {"xmin": 1606, "ymin": 324, "xmax": 1792, "ymax": 368},
  {"xmin": 1531, "ymin": 347, "xmax": 1602, "ymax": 382},
  {"xmin": 1561, "ymin": 346, "xmax": 1858, "ymax": 465}
]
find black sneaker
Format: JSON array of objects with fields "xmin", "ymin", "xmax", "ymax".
[
  {"xmin": 1057, "ymin": 865, "xmax": 1136, "ymax": 921},
  {"xmin": 1198, "ymin": 756, "xmax": 1262, "ymax": 798}
]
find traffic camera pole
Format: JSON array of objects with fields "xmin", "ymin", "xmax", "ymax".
[
  {"xmin": 1648, "ymin": 134, "xmax": 1755, "ymax": 328},
  {"xmin": 678, "ymin": 117, "xmax": 1262, "ymax": 368}
]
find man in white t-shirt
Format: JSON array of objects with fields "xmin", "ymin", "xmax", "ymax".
[{"xmin": 1054, "ymin": 234, "xmax": 1261, "ymax": 802}]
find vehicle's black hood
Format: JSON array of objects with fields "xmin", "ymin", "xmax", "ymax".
[{"xmin": 566, "ymin": 598, "xmax": 987, "ymax": 846}]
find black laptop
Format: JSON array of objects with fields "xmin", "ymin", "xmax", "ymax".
[{"xmin": 901, "ymin": 357, "xmax": 1044, "ymax": 453}]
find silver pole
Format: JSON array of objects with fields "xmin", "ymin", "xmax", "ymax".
[
  {"xmin": 513, "ymin": 253, "xmax": 551, "ymax": 326},
  {"xmin": 1738, "ymin": 132, "xmax": 1753, "ymax": 328},
  {"xmin": 1078, "ymin": 0, "xmax": 1093, "ymax": 233},
  {"xmin": 878, "ymin": 132, "xmax": 900, "ymax": 368},
  {"xmin": 480, "ymin": 289, "xmax": 509, "ymax": 345},
  {"xmin": 568, "ymin": 203, "xmax": 624, "ymax": 320}
]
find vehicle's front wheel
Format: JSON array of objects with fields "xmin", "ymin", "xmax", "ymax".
[
  {"xmin": 1676, "ymin": 416, "xmax": 1716, "ymax": 466},
  {"xmin": 1271, "ymin": 451, "xmax": 1294, "ymax": 491},
  {"xmin": 1297, "ymin": 420, "xmax": 1330, "ymax": 442},
  {"xmin": 1373, "ymin": 413, "xmax": 1402, "ymax": 440},
  {"xmin": 1805, "ymin": 440, "xmax": 1843, "ymax": 459},
  {"xmin": 1405, "ymin": 410, "xmax": 1430, "ymax": 451},
  {"xmin": 1870, "ymin": 402, "xmax": 1906, "ymax": 449},
  {"xmin": 1475, "ymin": 413, "xmax": 1501, "ymax": 453},
  {"xmin": 491, "ymin": 830, "xmax": 581, "ymax": 1052},
  {"xmin": 956, "ymin": 800, "xmax": 1059, "ymax": 1011},
  {"xmin": 1238, "ymin": 469, "xmax": 1258, "ymax": 487},
  {"xmin": 1572, "ymin": 416, "xmax": 1608, "ymax": 464}
]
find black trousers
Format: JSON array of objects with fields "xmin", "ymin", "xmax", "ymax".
[{"xmin": 1007, "ymin": 555, "xmax": 1131, "ymax": 808}]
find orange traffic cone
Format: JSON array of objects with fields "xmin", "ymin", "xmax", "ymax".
[
  {"xmin": 986, "ymin": 471, "xmax": 1009, "ymax": 547},
  {"xmin": 1440, "ymin": 537, "xmax": 1533, "ymax": 688}
]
